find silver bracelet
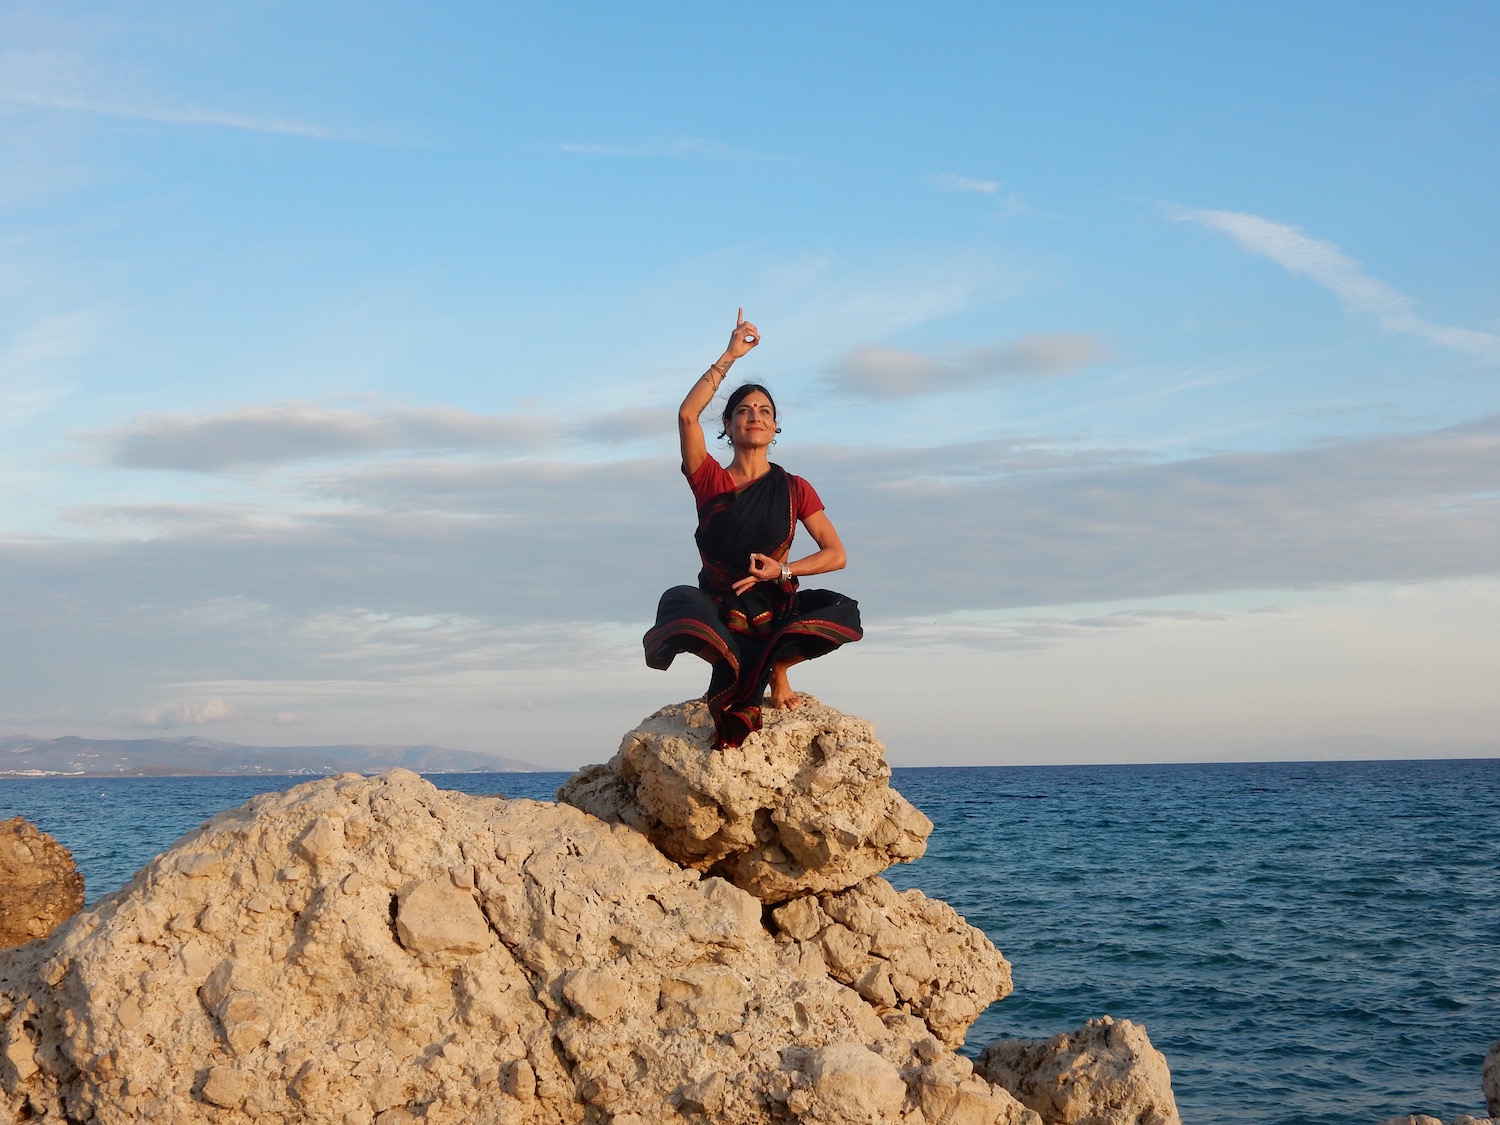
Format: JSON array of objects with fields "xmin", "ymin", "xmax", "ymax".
[{"xmin": 780, "ymin": 560, "xmax": 792, "ymax": 582}]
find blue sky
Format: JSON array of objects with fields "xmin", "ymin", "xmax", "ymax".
[{"xmin": 2, "ymin": 3, "xmax": 1498, "ymax": 766}]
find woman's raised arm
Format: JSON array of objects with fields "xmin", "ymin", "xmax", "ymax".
[{"xmin": 678, "ymin": 309, "xmax": 759, "ymax": 475}]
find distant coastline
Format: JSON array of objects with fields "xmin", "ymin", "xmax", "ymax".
[{"xmin": 0, "ymin": 734, "xmax": 541, "ymax": 778}]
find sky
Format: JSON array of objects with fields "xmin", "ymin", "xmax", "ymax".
[{"xmin": 1, "ymin": 2, "xmax": 1498, "ymax": 768}]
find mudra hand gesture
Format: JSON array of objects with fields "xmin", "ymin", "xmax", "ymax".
[
  {"xmin": 725, "ymin": 308, "xmax": 759, "ymax": 360},
  {"xmin": 732, "ymin": 552, "xmax": 786, "ymax": 596}
]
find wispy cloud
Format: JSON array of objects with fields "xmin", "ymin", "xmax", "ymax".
[
  {"xmin": 0, "ymin": 309, "xmax": 102, "ymax": 408},
  {"xmin": 825, "ymin": 333, "xmax": 1108, "ymax": 398},
  {"xmin": 0, "ymin": 49, "xmax": 332, "ymax": 139},
  {"xmin": 866, "ymin": 605, "xmax": 1228, "ymax": 654},
  {"xmin": 90, "ymin": 398, "xmax": 694, "ymax": 471},
  {"xmin": 571, "ymin": 406, "xmax": 675, "ymax": 446},
  {"xmin": 0, "ymin": 310, "xmax": 106, "ymax": 426},
  {"xmin": 935, "ymin": 172, "xmax": 999, "ymax": 194},
  {"xmin": 0, "ymin": 311, "xmax": 99, "ymax": 379},
  {"xmin": 93, "ymin": 400, "xmax": 555, "ymax": 471},
  {"xmin": 1170, "ymin": 205, "xmax": 1500, "ymax": 357},
  {"xmin": 933, "ymin": 174, "xmax": 1032, "ymax": 215},
  {"xmin": 550, "ymin": 136, "xmax": 792, "ymax": 162},
  {"xmin": 108, "ymin": 698, "xmax": 239, "ymax": 728}
]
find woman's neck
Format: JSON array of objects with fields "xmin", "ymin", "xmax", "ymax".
[{"xmin": 727, "ymin": 445, "xmax": 771, "ymax": 484}]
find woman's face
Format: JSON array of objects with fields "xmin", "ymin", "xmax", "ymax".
[{"xmin": 729, "ymin": 392, "xmax": 776, "ymax": 449}]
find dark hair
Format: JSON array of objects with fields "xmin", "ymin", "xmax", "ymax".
[{"xmin": 717, "ymin": 383, "xmax": 781, "ymax": 441}]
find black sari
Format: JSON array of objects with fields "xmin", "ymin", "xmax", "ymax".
[{"xmin": 643, "ymin": 464, "xmax": 862, "ymax": 748}]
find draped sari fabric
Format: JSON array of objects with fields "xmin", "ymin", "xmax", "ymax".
[{"xmin": 644, "ymin": 464, "xmax": 863, "ymax": 748}]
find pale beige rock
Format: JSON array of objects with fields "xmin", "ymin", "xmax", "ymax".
[
  {"xmin": 1486, "ymin": 1039, "xmax": 1500, "ymax": 1118},
  {"xmin": 294, "ymin": 815, "xmax": 345, "ymax": 864},
  {"xmin": 0, "ymin": 768, "xmax": 1031, "ymax": 1124},
  {"xmin": 394, "ymin": 877, "xmax": 491, "ymax": 955},
  {"xmin": 0, "ymin": 818, "xmax": 84, "ymax": 950},
  {"xmin": 772, "ymin": 876, "xmax": 1013, "ymax": 1048},
  {"xmin": 558, "ymin": 696, "xmax": 933, "ymax": 901},
  {"xmin": 201, "ymin": 1065, "xmax": 253, "ymax": 1108},
  {"xmin": 909, "ymin": 1046, "xmax": 1044, "ymax": 1125},
  {"xmin": 780, "ymin": 1038, "xmax": 1042, "ymax": 1125},
  {"xmin": 806, "ymin": 1042, "xmax": 908, "ymax": 1121},
  {"xmin": 976, "ymin": 1016, "xmax": 1181, "ymax": 1125}
]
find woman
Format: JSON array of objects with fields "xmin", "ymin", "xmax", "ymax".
[{"xmin": 644, "ymin": 310, "xmax": 863, "ymax": 748}]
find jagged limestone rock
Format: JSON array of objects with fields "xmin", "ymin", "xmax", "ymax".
[
  {"xmin": 0, "ymin": 818, "xmax": 84, "ymax": 951},
  {"xmin": 1486, "ymin": 1040, "xmax": 1500, "ymax": 1119},
  {"xmin": 976, "ymin": 1016, "xmax": 1181, "ymax": 1125},
  {"xmin": 785, "ymin": 1039, "xmax": 1041, "ymax": 1125},
  {"xmin": 558, "ymin": 696, "xmax": 932, "ymax": 902},
  {"xmin": 771, "ymin": 876, "xmax": 1013, "ymax": 1049},
  {"xmin": 0, "ymin": 770, "xmax": 1035, "ymax": 1125}
]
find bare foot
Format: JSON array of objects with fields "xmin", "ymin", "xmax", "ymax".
[{"xmin": 768, "ymin": 665, "xmax": 801, "ymax": 710}]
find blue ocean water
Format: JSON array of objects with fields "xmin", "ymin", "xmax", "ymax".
[{"xmin": 2, "ymin": 758, "xmax": 1497, "ymax": 1125}]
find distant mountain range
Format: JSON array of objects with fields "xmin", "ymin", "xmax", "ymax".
[{"xmin": 0, "ymin": 735, "xmax": 541, "ymax": 777}]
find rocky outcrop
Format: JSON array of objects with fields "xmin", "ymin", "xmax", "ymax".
[
  {"xmin": 1486, "ymin": 1040, "xmax": 1500, "ymax": 1118},
  {"xmin": 1375, "ymin": 1117, "xmax": 1496, "ymax": 1125},
  {"xmin": 0, "ymin": 769, "xmax": 1037, "ymax": 1125},
  {"xmin": 975, "ymin": 1016, "xmax": 1181, "ymax": 1125},
  {"xmin": 0, "ymin": 698, "xmax": 1192, "ymax": 1125},
  {"xmin": 771, "ymin": 876, "xmax": 1012, "ymax": 1049},
  {"xmin": 558, "ymin": 697, "xmax": 932, "ymax": 902},
  {"xmin": 0, "ymin": 818, "xmax": 84, "ymax": 950}
]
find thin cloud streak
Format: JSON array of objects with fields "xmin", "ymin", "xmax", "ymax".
[
  {"xmin": 0, "ymin": 311, "xmax": 100, "ymax": 378},
  {"xmin": 1171, "ymin": 205, "xmax": 1500, "ymax": 357},
  {"xmin": 108, "ymin": 698, "xmax": 239, "ymax": 728},
  {"xmin": 825, "ymin": 334, "xmax": 1108, "ymax": 398},
  {"xmin": 935, "ymin": 172, "xmax": 999, "ymax": 194},
  {"xmin": 0, "ymin": 49, "xmax": 333, "ymax": 139},
  {"xmin": 859, "ymin": 605, "xmax": 1232, "ymax": 655},
  {"xmin": 93, "ymin": 401, "xmax": 555, "ymax": 471},
  {"xmin": 90, "ymin": 399, "xmax": 692, "ymax": 471},
  {"xmin": 0, "ymin": 310, "xmax": 106, "ymax": 427},
  {"xmin": 550, "ymin": 137, "xmax": 795, "ymax": 162}
]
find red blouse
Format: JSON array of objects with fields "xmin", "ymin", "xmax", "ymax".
[{"xmin": 684, "ymin": 458, "xmax": 825, "ymax": 521}]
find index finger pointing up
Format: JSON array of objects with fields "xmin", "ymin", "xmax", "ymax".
[{"xmin": 737, "ymin": 307, "xmax": 744, "ymax": 325}]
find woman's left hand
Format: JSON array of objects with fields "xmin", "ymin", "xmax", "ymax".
[{"xmin": 732, "ymin": 553, "xmax": 784, "ymax": 595}]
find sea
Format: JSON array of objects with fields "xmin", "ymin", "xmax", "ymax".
[{"xmin": 2, "ymin": 758, "xmax": 1497, "ymax": 1125}]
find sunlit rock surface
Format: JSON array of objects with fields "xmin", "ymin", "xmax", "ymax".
[
  {"xmin": 558, "ymin": 696, "xmax": 932, "ymax": 902},
  {"xmin": 0, "ymin": 770, "xmax": 1033, "ymax": 1124},
  {"xmin": 975, "ymin": 1016, "xmax": 1181, "ymax": 1125},
  {"xmin": 0, "ymin": 818, "xmax": 84, "ymax": 951}
]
